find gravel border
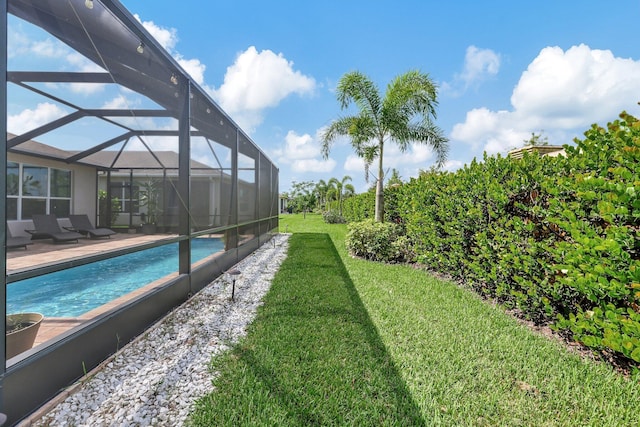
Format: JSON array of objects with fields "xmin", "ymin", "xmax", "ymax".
[{"xmin": 31, "ymin": 234, "xmax": 290, "ymax": 426}]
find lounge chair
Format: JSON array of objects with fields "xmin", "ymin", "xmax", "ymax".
[
  {"xmin": 6, "ymin": 226, "xmax": 32, "ymax": 250},
  {"xmin": 68, "ymin": 214, "xmax": 116, "ymax": 239},
  {"xmin": 29, "ymin": 214, "xmax": 83, "ymax": 243}
]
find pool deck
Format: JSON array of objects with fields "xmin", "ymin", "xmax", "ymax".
[{"xmin": 6, "ymin": 232, "xmax": 183, "ymax": 348}]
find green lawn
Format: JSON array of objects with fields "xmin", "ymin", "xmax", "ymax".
[{"xmin": 189, "ymin": 214, "xmax": 640, "ymax": 426}]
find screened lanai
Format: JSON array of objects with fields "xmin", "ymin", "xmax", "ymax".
[{"xmin": 1, "ymin": 0, "xmax": 279, "ymax": 423}]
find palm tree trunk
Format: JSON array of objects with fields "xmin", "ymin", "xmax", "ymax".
[{"xmin": 375, "ymin": 139, "xmax": 384, "ymax": 222}]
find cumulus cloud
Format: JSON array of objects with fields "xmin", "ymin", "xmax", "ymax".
[
  {"xmin": 210, "ymin": 46, "xmax": 316, "ymax": 131},
  {"xmin": 344, "ymin": 154, "xmax": 365, "ymax": 173},
  {"xmin": 31, "ymin": 38, "xmax": 68, "ymax": 58},
  {"xmin": 136, "ymin": 16, "xmax": 316, "ymax": 132},
  {"xmin": 451, "ymin": 44, "xmax": 640, "ymax": 154},
  {"xmin": 443, "ymin": 159, "xmax": 465, "ymax": 172},
  {"xmin": 282, "ymin": 130, "xmax": 321, "ymax": 160},
  {"xmin": 8, "ymin": 27, "xmax": 105, "ymax": 94},
  {"xmin": 443, "ymin": 45, "xmax": 501, "ymax": 95},
  {"xmin": 460, "ymin": 46, "xmax": 500, "ymax": 86},
  {"xmin": 176, "ymin": 57, "xmax": 206, "ymax": 85},
  {"xmin": 8, "ymin": 102, "xmax": 67, "ymax": 134},
  {"xmin": 385, "ymin": 143, "xmax": 435, "ymax": 168},
  {"xmin": 274, "ymin": 130, "xmax": 335, "ymax": 173},
  {"xmin": 344, "ymin": 143, "xmax": 436, "ymax": 173},
  {"xmin": 135, "ymin": 14, "xmax": 206, "ymax": 85},
  {"xmin": 291, "ymin": 158, "xmax": 336, "ymax": 173},
  {"xmin": 134, "ymin": 14, "xmax": 178, "ymax": 51}
]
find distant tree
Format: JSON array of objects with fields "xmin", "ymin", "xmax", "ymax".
[
  {"xmin": 328, "ymin": 175, "xmax": 354, "ymax": 215},
  {"xmin": 289, "ymin": 181, "xmax": 317, "ymax": 217},
  {"xmin": 321, "ymin": 70, "xmax": 448, "ymax": 222},
  {"xmin": 386, "ymin": 168, "xmax": 403, "ymax": 187},
  {"xmin": 314, "ymin": 179, "xmax": 329, "ymax": 211},
  {"xmin": 524, "ymin": 131, "xmax": 549, "ymax": 146}
]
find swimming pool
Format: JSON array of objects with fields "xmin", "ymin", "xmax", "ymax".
[{"xmin": 7, "ymin": 238, "xmax": 224, "ymax": 317}]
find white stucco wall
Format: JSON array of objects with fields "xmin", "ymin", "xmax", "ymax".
[{"xmin": 7, "ymin": 153, "xmax": 97, "ymax": 236}]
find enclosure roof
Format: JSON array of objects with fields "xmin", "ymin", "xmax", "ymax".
[
  {"xmin": 79, "ymin": 150, "xmax": 215, "ymax": 170},
  {"xmin": 8, "ymin": 133, "xmax": 215, "ymax": 170},
  {"xmin": 7, "ymin": 0, "xmax": 268, "ymax": 164}
]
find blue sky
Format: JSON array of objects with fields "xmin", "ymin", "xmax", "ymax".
[{"xmin": 8, "ymin": 1, "xmax": 640, "ymax": 193}]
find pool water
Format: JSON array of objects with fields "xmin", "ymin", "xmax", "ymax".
[{"xmin": 7, "ymin": 238, "xmax": 224, "ymax": 317}]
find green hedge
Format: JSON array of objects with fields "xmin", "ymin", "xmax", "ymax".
[
  {"xmin": 342, "ymin": 185, "xmax": 403, "ymax": 224},
  {"xmin": 343, "ymin": 190, "xmax": 374, "ymax": 222},
  {"xmin": 345, "ymin": 112, "xmax": 640, "ymax": 366}
]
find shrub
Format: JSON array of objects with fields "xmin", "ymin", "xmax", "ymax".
[
  {"xmin": 388, "ymin": 110, "xmax": 640, "ymax": 366},
  {"xmin": 342, "ymin": 185, "xmax": 405, "ymax": 224},
  {"xmin": 342, "ymin": 191, "xmax": 374, "ymax": 222},
  {"xmin": 346, "ymin": 219, "xmax": 411, "ymax": 263},
  {"xmin": 322, "ymin": 210, "xmax": 346, "ymax": 224},
  {"xmin": 391, "ymin": 234, "xmax": 417, "ymax": 263}
]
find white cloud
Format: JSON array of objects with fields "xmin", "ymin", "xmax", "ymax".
[
  {"xmin": 7, "ymin": 25, "xmax": 31, "ymax": 58},
  {"xmin": 8, "ymin": 103, "xmax": 67, "ymax": 134},
  {"xmin": 274, "ymin": 130, "xmax": 335, "ymax": 173},
  {"xmin": 9, "ymin": 28, "xmax": 104, "ymax": 94},
  {"xmin": 343, "ymin": 143, "xmax": 436, "ymax": 175},
  {"xmin": 443, "ymin": 160, "xmax": 465, "ymax": 172},
  {"xmin": 451, "ymin": 44, "xmax": 640, "ymax": 154},
  {"xmin": 176, "ymin": 57, "xmax": 206, "ymax": 85},
  {"xmin": 135, "ymin": 15, "xmax": 205, "ymax": 85},
  {"xmin": 136, "ymin": 19, "xmax": 316, "ymax": 132},
  {"xmin": 31, "ymin": 38, "xmax": 68, "ymax": 58},
  {"xmin": 210, "ymin": 46, "xmax": 316, "ymax": 131},
  {"xmin": 344, "ymin": 154, "xmax": 365, "ymax": 172},
  {"xmin": 102, "ymin": 95, "xmax": 135, "ymax": 110},
  {"xmin": 443, "ymin": 45, "xmax": 501, "ymax": 95},
  {"xmin": 385, "ymin": 143, "xmax": 435, "ymax": 168},
  {"xmin": 291, "ymin": 158, "xmax": 336, "ymax": 173},
  {"xmin": 101, "ymin": 94, "xmax": 165, "ymax": 130},
  {"xmin": 135, "ymin": 14, "xmax": 178, "ymax": 51},
  {"xmin": 460, "ymin": 45, "xmax": 500, "ymax": 87},
  {"xmin": 65, "ymin": 52, "xmax": 107, "ymax": 94},
  {"xmin": 283, "ymin": 130, "xmax": 321, "ymax": 160}
]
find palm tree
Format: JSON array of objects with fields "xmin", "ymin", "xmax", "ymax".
[
  {"xmin": 321, "ymin": 70, "xmax": 448, "ymax": 222},
  {"xmin": 328, "ymin": 175, "xmax": 353, "ymax": 215},
  {"xmin": 315, "ymin": 179, "xmax": 329, "ymax": 211}
]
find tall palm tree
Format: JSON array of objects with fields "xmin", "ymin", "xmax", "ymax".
[
  {"xmin": 328, "ymin": 175, "xmax": 353, "ymax": 215},
  {"xmin": 315, "ymin": 179, "xmax": 329, "ymax": 211},
  {"xmin": 321, "ymin": 70, "xmax": 448, "ymax": 222}
]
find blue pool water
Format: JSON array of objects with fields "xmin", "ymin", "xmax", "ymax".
[{"xmin": 7, "ymin": 238, "xmax": 224, "ymax": 317}]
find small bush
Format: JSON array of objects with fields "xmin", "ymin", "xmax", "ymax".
[
  {"xmin": 322, "ymin": 211, "xmax": 346, "ymax": 224},
  {"xmin": 391, "ymin": 234, "xmax": 417, "ymax": 263},
  {"xmin": 346, "ymin": 219, "xmax": 411, "ymax": 263}
]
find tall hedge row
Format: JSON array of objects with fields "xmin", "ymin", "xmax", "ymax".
[{"xmin": 347, "ymin": 112, "xmax": 640, "ymax": 365}]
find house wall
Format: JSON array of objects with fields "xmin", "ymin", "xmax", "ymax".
[{"xmin": 7, "ymin": 153, "xmax": 97, "ymax": 237}]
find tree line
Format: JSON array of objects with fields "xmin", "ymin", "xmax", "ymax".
[{"xmin": 283, "ymin": 176, "xmax": 355, "ymax": 215}]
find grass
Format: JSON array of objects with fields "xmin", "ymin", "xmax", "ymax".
[{"xmin": 189, "ymin": 214, "xmax": 640, "ymax": 426}]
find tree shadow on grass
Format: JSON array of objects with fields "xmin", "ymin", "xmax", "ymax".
[{"xmin": 192, "ymin": 233, "xmax": 427, "ymax": 426}]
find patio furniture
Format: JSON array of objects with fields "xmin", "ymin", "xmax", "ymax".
[
  {"xmin": 68, "ymin": 214, "xmax": 116, "ymax": 239},
  {"xmin": 28, "ymin": 214, "xmax": 83, "ymax": 243},
  {"xmin": 6, "ymin": 226, "xmax": 32, "ymax": 250}
]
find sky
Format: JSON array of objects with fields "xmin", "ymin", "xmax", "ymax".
[{"xmin": 7, "ymin": 1, "xmax": 640, "ymax": 193}]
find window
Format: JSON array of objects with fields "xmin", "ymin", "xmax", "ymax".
[
  {"xmin": 7, "ymin": 162, "xmax": 72, "ymax": 220},
  {"xmin": 110, "ymin": 182, "xmax": 139, "ymax": 213},
  {"xmin": 50, "ymin": 169, "xmax": 72, "ymax": 217}
]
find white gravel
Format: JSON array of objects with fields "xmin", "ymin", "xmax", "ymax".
[{"xmin": 34, "ymin": 233, "xmax": 290, "ymax": 427}]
